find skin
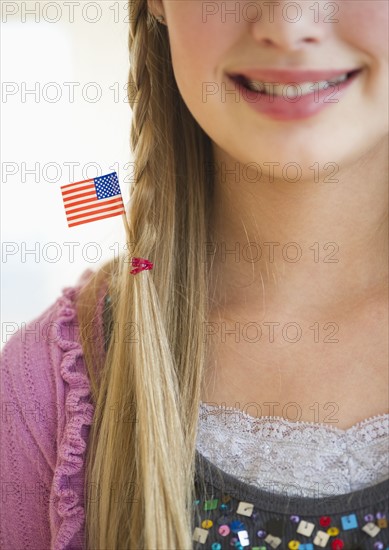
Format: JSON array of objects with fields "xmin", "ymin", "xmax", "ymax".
[{"xmin": 148, "ymin": 0, "xmax": 388, "ymax": 428}]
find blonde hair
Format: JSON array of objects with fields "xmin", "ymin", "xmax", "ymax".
[{"xmin": 78, "ymin": 1, "xmax": 215, "ymax": 547}]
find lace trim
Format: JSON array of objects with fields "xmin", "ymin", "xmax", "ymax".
[
  {"xmin": 197, "ymin": 401, "xmax": 389, "ymax": 497},
  {"xmin": 51, "ymin": 270, "xmax": 102, "ymax": 550},
  {"xmin": 199, "ymin": 401, "xmax": 389, "ymax": 446}
]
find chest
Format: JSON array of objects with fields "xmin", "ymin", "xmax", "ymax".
[{"xmin": 201, "ymin": 303, "xmax": 389, "ymax": 430}]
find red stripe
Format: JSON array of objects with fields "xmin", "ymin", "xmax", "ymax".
[
  {"xmin": 63, "ymin": 190, "xmax": 96, "ymax": 202},
  {"xmin": 61, "ymin": 178, "xmax": 93, "ymax": 190},
  {"xmin": 67, "ymin": 203, "xmax": 124, "ymax": 221},
  {"xmin": 62, "ymin": 183, "xmax": 95, "ymax": 197},
  {"xmin": 66, "ymin": 197, "xmax": 122, "ymax": 214},
  {"xmin": 68, "ymin": 210, "xmax": 124, "ymax": 227},
  {"xmin": 63, "ymin": 195, "xmax": 101, "ymax": 209}
]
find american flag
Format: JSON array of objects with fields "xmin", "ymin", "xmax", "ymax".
[{"xmin": 61, "ymin": 172, "xmax": 125, "ymax": 227}]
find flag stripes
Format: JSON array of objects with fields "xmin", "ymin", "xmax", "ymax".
[{"xmin": 61, "ymin": 172, "xmax": 125, "ymax": 228}]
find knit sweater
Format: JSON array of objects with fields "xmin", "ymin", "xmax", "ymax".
[{"xmin": 1, "ymin": 270, "xmax": 388, "ymax": 550}]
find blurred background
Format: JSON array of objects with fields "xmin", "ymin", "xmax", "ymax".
[{"xmin": 1, "ymin": 1, "xmax": 133, "ymax": 348}]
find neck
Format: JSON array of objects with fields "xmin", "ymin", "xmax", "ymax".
[{"xmin": 208, "ymin": 136, "xmax": 388, "ymax": 318}]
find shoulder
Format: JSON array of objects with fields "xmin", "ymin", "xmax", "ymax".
[
  {"xmin": 1, "ymin": 268, "xmax": 106, "ymax": 397},
  {"xmin": 0, "ymin": 268, "xmax": 108, "ymax": 550}
]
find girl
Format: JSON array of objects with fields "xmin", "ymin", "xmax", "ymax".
[{"xmin": 1, "ymin": 0, "xmax": 388, "ymax": 549}]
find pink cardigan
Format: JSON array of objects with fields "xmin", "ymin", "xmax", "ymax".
[{"xmin": 1, "ymin": 270, "xmax": 105, "ymax": 550}]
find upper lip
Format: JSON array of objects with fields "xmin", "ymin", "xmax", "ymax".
[{"xmin": 227, "ymin": 68, "xmax": 362, "ymax": 83}]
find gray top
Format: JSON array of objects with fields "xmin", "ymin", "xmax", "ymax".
[{"xmin": 193, "ymin": 450, "xmax": 389, "ymax": 549}]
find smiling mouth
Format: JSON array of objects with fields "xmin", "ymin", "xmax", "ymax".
[{"xmin": 229, "ymin": 69, "xmax": 362, "ymax": 96}]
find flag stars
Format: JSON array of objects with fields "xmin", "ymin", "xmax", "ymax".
[{"xmin": 95, "ymin": 173, "xmax": 121, "ymax": 200}]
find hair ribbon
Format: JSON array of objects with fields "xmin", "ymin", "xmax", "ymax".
[{"xmin": 130, "ymin": 257, "xmax": 153, "ymax": 275}]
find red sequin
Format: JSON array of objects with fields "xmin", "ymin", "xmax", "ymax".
[{"xmin": 319, "ymin": 516, "xmax": 331, "ymax": 527}]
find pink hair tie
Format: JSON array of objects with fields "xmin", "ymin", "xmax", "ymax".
[{"xmin": 130, "ymin": 257, "xmax": 153, "ymax": 275}]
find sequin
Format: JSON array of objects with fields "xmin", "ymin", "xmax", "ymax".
[
  {"xmin": 193, "ymin": 526, "xmax": 209, "ymax": 544},
  {"xmin": 202, "ymin": 519, "xmax": 213, "ymax": 529},
  {"xmin": 290, "ymin": 515, "xmax": 300, "ymax": 523},
  {"xmin": 362, "ymin": 522, "xmax": 381, "ymax": 537},
  {"xmin": 230, "ymin": 520, "xmax": 246, "ymax": 533},
  {"xmin": 374, "ymin": 543, "xmax": 384, "ymax": 550},
  {"xmin": 341, "ymin": 514, "xmax": 358, "ymax": 530},
  {"xmin": 365, "ymin": 514, "xmax": 376, "ymax": 522},
  {"xmin": 327, "ymin": 526, "xmax": 340, "ymax": 536},
  {"xmin": 264, "ymin": 533, "xmax": 282, "ymax": 548},
  {"xmin": 296, "ymin": 520, "xmax": 315, "ymax": 537},
  {"xmin": 331, "ymin": 539, "xmax": 344, "ymax": 550},
  {"xmin": 319, "ymin": 516, "xmax": 331, "ymax": 527},
  {"xmin": 237, "ymin": 530, "xmax": 250, "ymax": 546},
  {"xmin": 218, "ymin": 525, "xmax": 230, "ymax": 536},
  {"xmin": 288, "ymin": 540, "xmax": 300, "ymax": 549},
  {"xmin": 204, "ymin": 499, "xmax": 218, "ymax": 511},
  {"xmin": 313, "ymin": 530, "xmax": 330, "ymax": 546},
  {"xmin": 236, "ymin": 501, "xmax": 254, "ymax": 517}
]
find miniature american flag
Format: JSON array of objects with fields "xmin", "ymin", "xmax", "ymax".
[{"xmin": 61, "ymin": 172, "xmax": 125, "ymax": 227}]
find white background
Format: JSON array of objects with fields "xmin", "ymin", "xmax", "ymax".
[{"xmin": 1, "ymin": 1, "xmax": 133, "ymax": 348}]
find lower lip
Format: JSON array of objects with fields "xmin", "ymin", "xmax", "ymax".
[{"xmin": 226, "ymin": 71, "xmax": 361, "ymax": 121}]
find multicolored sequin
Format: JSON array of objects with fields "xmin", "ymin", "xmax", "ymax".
[{"xmin": 192, "ymin": 487, "xmax": 389, "ymax": 549}]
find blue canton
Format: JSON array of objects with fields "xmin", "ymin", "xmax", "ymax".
[{"xmin": 94, "ymin": 172, "xmax": 121, "ymax": 200}]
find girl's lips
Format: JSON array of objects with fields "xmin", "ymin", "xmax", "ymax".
[
  {"xmin": 226, "ymin": 67, "xmax": 363, "ymax": 84},
  {"xmin": 224, "ymin": 68, "xmax": 363, "ymax": 121}
]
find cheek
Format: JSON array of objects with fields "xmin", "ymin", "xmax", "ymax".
[
  {"xmin": 165, "ymin": 3, "xmax": 238, "ymax": 90},
  {"xmin": 339, "ymin": 1, "xmax": 388, "ymax": 60}
]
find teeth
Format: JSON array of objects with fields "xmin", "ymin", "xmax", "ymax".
[{"xmin": 246, "ymin": 73, "xmax": 349, "ymax": 96}]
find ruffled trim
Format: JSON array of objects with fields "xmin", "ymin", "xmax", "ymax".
[{"xmin": 51, "ymin": 269, "xmax": 105, "ymax": 550}]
